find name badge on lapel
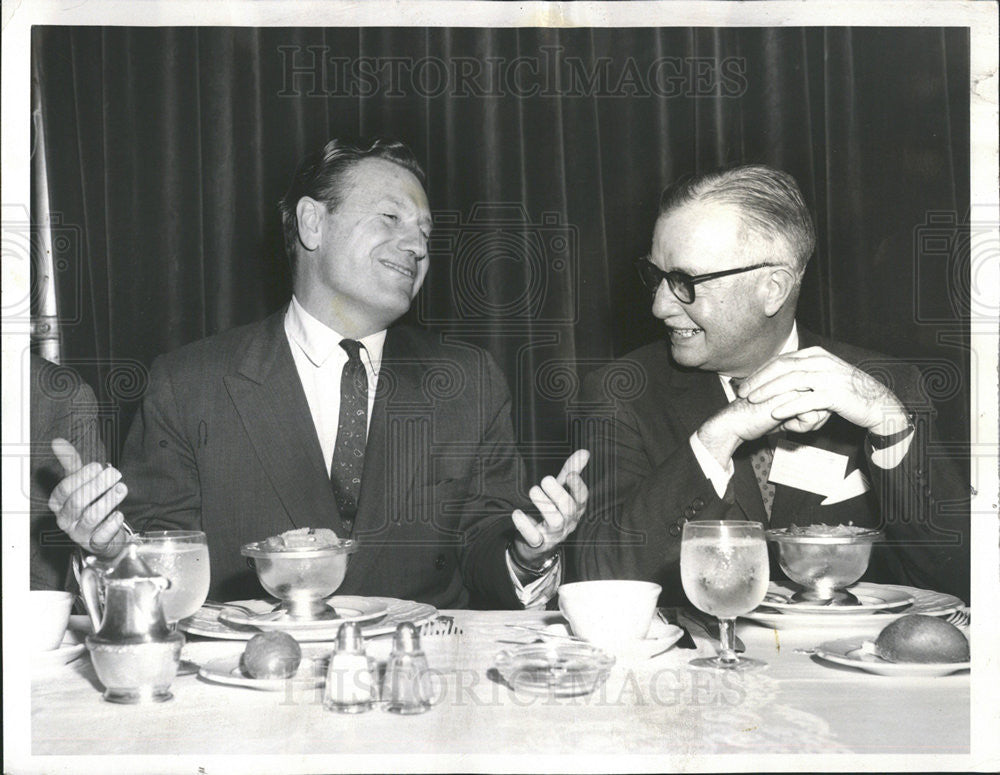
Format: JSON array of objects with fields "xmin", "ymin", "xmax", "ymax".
[{"xmin": 768, "ymin": 439, "xmax": 849, "ymax": 497}]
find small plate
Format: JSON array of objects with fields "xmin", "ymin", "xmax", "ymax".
[
  {"xmin": 744, "ymin": 583, "xmax": 964, "ymax": 632},
  {"xmin": 545, "ymin": 618, "xmax": 685, "ymax": 661},
  {"xmin": 761, "ymin": 582, "xmax": 914, "ymax": 614},
  {"xmin": 814, "ymin": 637, "xmax": 970, "ymax": 677},
  {"xmin": 219, "ymin": 596, "xmax": 388, "ymax": 631},
  {"xmin": 181, "ymin": 597, "xmax": 437, "ymax": 642},
  {"xmin": 198, "ymin": 650, "xmax": 329, "ymax": 691}
]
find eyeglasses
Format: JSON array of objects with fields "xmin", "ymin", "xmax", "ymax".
[{"xmin": 634, "ymin": 256, "xmax": 782, "ymax": 304}]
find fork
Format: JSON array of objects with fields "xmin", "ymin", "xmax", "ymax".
[
  {"xmin": 420, "ymin": 615, "xmax": 464, "ymax": 637},
  {"xmin": 944, "ymin": 608, "xmax": 970, "ymax": 628}
]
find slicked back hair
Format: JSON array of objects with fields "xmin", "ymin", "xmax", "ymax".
[
  {"xmin": 279, "ymin": 137, "xmax": 426, "ymax": 270},
  {"xmin": 658, "ymin": 164, "xmax": 816, "ymax": 271}
]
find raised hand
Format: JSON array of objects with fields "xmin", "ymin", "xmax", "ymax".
[
  {"xmin": 511, "ymin": 449, "xmax": 590, "ymax": 569},
  {"xmin": 47, "ymin": 438, "xmax": 130, "ymax": 557}
]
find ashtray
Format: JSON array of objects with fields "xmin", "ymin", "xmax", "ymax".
[{"xmin": 493, "ymin": 641, "xmax": 614, "ymax": 697}]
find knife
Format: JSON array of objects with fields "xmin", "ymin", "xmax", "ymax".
[
  {"xmin": 684, "ymin": 609, "xmax": 746, "ymax": 653},
  {"xmin": 658, "ymin": 607, "xmax": 697, "ymax": 650}
]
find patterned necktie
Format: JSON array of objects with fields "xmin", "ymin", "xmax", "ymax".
[
  {"xmin": 330, "ymin": 339, "xmax": 368, "ymax": 532},
  {"xmin": 730, "ymin": 377, "xmax": 776, "ymax": 520},
  {"xmin": 744, "ymin": 436, "xmax": 776, "ymax": 520}
]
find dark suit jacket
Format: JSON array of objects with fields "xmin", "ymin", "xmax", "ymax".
[
  {"xmin": 123, "ymin": 311, "xmax": 527, "ymax": 608},
  {"xmin": 569, "ymin": 329, "xmax": 970, "ymax": 605},
  {"xmin": 30, "ymin": 354, "xmax": 105, "ymax": 590}
]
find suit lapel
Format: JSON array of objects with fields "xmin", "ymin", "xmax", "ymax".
[
  {"xmin": 664, "ymin": 365, "xmax": 727, "ymax": 439},
  {"xmin": 224, "ymin": 310, "xmax": 344, "ymax": 535},
  {"xmin": 666, "ymin": 365, "xmax": 765, "ymax": 522},
  {"xmin": 732, "ymin": 448, "xmax": 769, "ymax": 523}
]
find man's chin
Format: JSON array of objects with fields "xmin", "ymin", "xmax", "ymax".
[{"xmin": 666, "ymin": 343, "xmax": 696, "ymax": 363}]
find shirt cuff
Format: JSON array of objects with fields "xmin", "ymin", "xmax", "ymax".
[
  {"xmin": 689, "ymin": 431, "xmax": 734, "ymax": 499},
  {"xmin": 506, "ymin": 549, "xmax": 562, "ymax": 609},
  {"xmin": 869, "ymin": 427, "xmax": 916, "ymax": 469}
]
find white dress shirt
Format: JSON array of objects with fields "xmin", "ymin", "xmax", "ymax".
[
  {"xmin": 689, "ymin": 323, "xmax": 915, "ymax": 498},
  {"xmin": 284, "ymin": 296, "xmax": 556, "ymax": 607}
]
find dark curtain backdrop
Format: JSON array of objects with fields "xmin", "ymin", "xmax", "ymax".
[{"xmin": 32, "ymin": 26, "xmax": 970, "ymax": 479}]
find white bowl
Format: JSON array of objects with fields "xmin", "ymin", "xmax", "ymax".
[
  {"xmin": 31, "ymin": 590, "xmax": 74, "ymax": 651},
  {"xmin": 558, "ymin": 580, "xmax": 661, "ymax": 653}
]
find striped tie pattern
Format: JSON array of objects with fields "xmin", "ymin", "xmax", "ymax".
[{"xmin": 330, "ymin": 339, "xmax": 368, "ymax": 532}]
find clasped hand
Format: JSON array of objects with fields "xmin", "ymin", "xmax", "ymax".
[
  {"xmin": 699, "ymin": 348, "xmax": 909, "ymax": 466},
  {"xmin": 733, "ymin": 347, "xmax": 909, "ymax": 435}
]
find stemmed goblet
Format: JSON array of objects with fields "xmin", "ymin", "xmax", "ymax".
[{"xmin": 680, "ymin": 520, "xmax": 769, "ymax": 671}]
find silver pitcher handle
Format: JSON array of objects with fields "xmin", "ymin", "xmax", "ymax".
[{"xmin": 80, "ymin": 561, "xmax": 104, "ymax": 632}]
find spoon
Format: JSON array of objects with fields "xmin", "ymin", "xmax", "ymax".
[{"xmin": 502, "ymin": 624, "xmax": 587, "ymax": 643}]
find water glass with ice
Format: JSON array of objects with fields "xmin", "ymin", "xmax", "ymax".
[
  {"xmin": 132, "ymin": 530, "xmax": 210, "ymax": 625},
  {"xmin": 680, "ymin": 520, "xmax": 768, "ymax": 671}
]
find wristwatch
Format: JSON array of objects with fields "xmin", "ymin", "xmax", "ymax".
[
  {"xmin": 868, "ymin": 413, "xmax": 916, "ymax": 450},
  {"xmin": 508, "ymin": 543, "xmax": 560, "ymax": 578}
]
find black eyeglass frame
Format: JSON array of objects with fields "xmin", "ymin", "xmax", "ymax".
[{"xmin": 634, "ymin": 256, "xmax": 783, "ymax": 304}]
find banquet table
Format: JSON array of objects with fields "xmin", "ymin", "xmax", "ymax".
[{"xmin": 30, "ymin": 607, "xmax": 969, "ymax": 761}]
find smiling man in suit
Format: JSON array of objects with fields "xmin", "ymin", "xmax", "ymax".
[
  {"xmin": 571, "ymin": 164, "xmax": 969, "ymax": 605},
  {"xmin": 48, "ymin": 137, "xmax": 588, "ymax": 608}
]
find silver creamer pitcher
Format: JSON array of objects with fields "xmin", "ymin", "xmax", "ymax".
[{"xmin": 82, "ymin": 543, "xmax": 185, "ymax": 703}]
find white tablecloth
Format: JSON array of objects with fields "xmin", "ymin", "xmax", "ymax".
[{"xmin": 28, "ymin": 609, "xmax": 969, "ymax": 766}]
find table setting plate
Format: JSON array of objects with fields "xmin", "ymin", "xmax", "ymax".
[
  {"xmin": 743, "ymin": 583, "xmax": 964, "ymax": 631},
  {"xmin": 197, "ymin": 650, "xmax": 330, "ymax": 691},
  {"xmin": 181, "ymin": 596, "xmax": 437, "ymax": 641},
  {"xmin": 218, "ymin": 596, "xmax": 388, "ymax": 631},
  {"xmin": 760, "ymin": 582, "xmax": 914, "ymax": 614},
  {"xmin": 813, "ymin": 637, "xmax": 970, "ymax": 677}
]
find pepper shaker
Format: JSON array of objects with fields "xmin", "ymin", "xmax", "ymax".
[
  {"xmin": 323, "ymin": 622, "xmax": 377, "ymax": 713},
  {"xmin": 383, "ymin": 622, "xmax": 433, "ymax": 714}
]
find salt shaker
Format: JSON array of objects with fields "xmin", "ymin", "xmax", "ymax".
[
  {"xmin": 383, "ymin": 622, "xmax": 433, "ymax": 714},
  {"xmin": 323, "ymin": 622, "xmax": 377, "ymax": 713}
]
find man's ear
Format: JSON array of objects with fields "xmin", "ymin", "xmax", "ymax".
[
  {"xmin": 295, "ymin": 197, "xmax": 324, "ymax": 252},
  {"xmin": 762, "ymin": 265, "xmax": 799, "ymax": 317}
]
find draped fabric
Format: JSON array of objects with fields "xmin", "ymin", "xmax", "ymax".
[{"xmin": 32, "ymin": 26, "xmax": 970, "ymax": 478}]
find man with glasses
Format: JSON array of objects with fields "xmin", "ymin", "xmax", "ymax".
[{"xmin": 570, "ymin": 164, "xmax": 968, "ymax": 604}]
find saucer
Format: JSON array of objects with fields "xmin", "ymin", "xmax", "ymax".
[
  {"xmin": 32, "ymin": 633, "xmax": 87, "ymax": 672},
  {"xmin": 814, "ymin": 637, "xmax": 970, "ymax": 677},
  {"xmin": 198, "ymin": 650, "xmax": 329, "ymax": 691},
  {"xmin": 219, "ymin": 596, "xmax": 388, "ymax": 631},
  {"xmin": 744, "ymin": 584, "xmax": 964, "ymax": 632},
  {"xmin": 181, "ymin": 597, "xmax": 437, "ymax": 642},
  {"xmin": 760, "ymin": 582, "xmax": 915, "ymax": 614},
  {"xmin": 547, "ymin": 617, "xmax": 684, "ymax": 660}
]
